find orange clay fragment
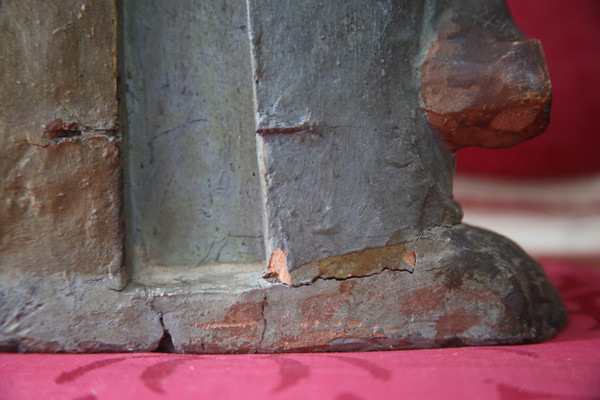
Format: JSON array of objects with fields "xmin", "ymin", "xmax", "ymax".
[
  {"xmin": 403, "ymin": 251, "xmax": 416, "ymax": 267},
  {"xmin": 265, "ymin": 248, "xmax": 292, "ymax": 285},
  {"xmin": 420, "ymin": 1, "xmax": 551, "ymax": 151}
]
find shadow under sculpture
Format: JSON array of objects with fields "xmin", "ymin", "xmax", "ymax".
[{"xmin": 0, "ymin": 0, "xmax": 566, "ymax": 353}]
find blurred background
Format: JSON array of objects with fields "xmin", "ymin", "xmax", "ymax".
[{"xmin": 454, "ymin": 0, "xmax": 600, "ymax": 260}]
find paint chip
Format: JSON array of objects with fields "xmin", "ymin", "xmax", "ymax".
[
  {"xmin": 43, "ymin": 118, "xmax": 82, "ymax": 140},
  {"xmin": 264, "ymin": 248, "xmax": 292, "ymax": 285},
  {"xmin": 403, "ymin": 251, "xmax": 416, "ymax": 267}
]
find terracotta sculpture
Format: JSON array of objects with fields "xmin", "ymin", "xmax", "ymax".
[{"xmin": 0, "ymin": 0, "xmax": 565, "ymax": 353}]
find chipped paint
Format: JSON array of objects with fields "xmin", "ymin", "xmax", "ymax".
[
  {"xmin": 290, "ymin": 244, "xmax": 416, "ymax": 285},
  {"xmin": 265, "ymin": 248, "xmax": 292, "ymax": 285}
]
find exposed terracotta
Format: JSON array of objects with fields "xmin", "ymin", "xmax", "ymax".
[
  {"xmin": 43, "ymin": 119, "xmax": 83, "ymax": 140},
  {"xmin": 421, "ymin": 0, "xmax": 552, "ymax": 150},
  {"xmin": 265, "ymin": 248, "xmax": 292, "ymax": 285}
]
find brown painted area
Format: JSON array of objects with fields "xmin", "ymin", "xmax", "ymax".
[
  {"xmin": 196, "ymin": 302, "xmax": 264, "ymax": 334},
  {"xmin": 399, "ymin": 285, "xmax": 447, "ymax": 316},
  {"xmin": 291, "ymin": 243, "xmax": 413, "ymax": 284},
  {"xmin": 0, "ymin": 137, "xmax": 122, "ymax": 278},
  {"xmin": 441, "ymin": 266, "xmax": 465, "ymax": 290},
  {"xmin": 421, "ymin": 1, "xmax": 551, "ymax": 151},
  {"xmin": 185, "ymin": 300, "xmax": 265, "ymax": 353},
  {"xmin": 275, "ymin": 331, "xmax": 342, "ymax": 352},
  {"xmin": 0, "ymin": 0, "xmax": 118, "ymax": 146},
  {"xmin": 0, "ymin": 0, "xmax": 122, "ymax": 292},
  {"xmin": 458, "ymin": 287, "xmax": 502, "ymax": 304},
  {"xmin": 435, "ymin": 311, "xmax": 482, "ymax": 338},
  {"xmin": 302, "ymin": 294, "xmax": 343, "ymax": 324},
  {"xmin": 339, "ymin": 280, "xmax": 357, "ymax": 294}
]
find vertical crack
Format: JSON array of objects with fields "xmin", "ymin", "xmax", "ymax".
[
  {"xmin": 259, "ymin": 291, "xmax": 268, "ymax": 350},
  {"xmin": 155, "ymin": 314, "xmax": 175, "ymax": 353},
  {"xmin": 147, "ymin": 293, "xmax": 175, "ymax": 353}
]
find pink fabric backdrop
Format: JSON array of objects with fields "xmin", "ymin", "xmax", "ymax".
[{"xmin": 1, "ymin": 260, "xmax": 599, "ymax": 400}]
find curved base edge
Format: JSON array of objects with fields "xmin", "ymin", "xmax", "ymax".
[
  {"xmin": 0, "ymin": 224, "xmax": 567, "ymax": 353},
  {"xmin": 168, "ymin": 224, "xmax": 567, "ymax": 353}
]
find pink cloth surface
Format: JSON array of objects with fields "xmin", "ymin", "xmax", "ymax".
[{"xmin": 1, "ymin": 260, "xmax": 599, "ymax": 400}]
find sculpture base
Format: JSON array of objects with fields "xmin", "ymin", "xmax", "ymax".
[
  {"xmin": 1, "ymin": 224, "xmax": 567, "ymax": 353},
  {"xmin": 156, "ymin": 224, "xmax": 567, "ymax": 353}
]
